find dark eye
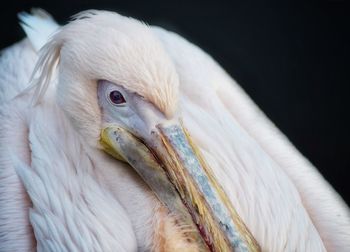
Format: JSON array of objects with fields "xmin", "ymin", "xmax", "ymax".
[{"xmin": 109, "ymin": 90, "xmax": 126, "ymax": 105}]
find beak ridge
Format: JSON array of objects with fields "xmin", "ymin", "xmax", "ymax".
[{"xmin": 100, "ymin": 123, "xmax": 260, "ymax": 252}]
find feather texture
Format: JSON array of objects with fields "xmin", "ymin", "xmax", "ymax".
[
  {"xmin": 0, "ymin": 9, "xmax": 349, "ymax": 252},
  {"xmin": 18, "ymin": 8, "xmax": 59, "ymax": 52}
]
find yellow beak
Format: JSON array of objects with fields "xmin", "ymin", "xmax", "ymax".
[{"xmin": 100, "ymin": 123, "xmax": 260, "ymax": 252}]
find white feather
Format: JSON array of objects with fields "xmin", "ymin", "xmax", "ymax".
[
  {"xmin": 18, "ymin": 9, "xmax": 59, "ymax": 52},
  {"xmin": 0, "ymin": 9, "xmax": 349, "ymax": 252}
]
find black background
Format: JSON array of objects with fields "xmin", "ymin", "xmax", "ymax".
[{"xmin": 1, "ymin": 1, "xmax": 349, "ymax": 204}]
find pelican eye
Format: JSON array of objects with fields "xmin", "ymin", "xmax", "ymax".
[{"xmin": 109, "ymin": 90, "xmax": 126, "ymax": 105}]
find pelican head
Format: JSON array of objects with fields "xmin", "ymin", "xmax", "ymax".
[{"xmin": 33, "ymin": 10, "xmax": 258, "ymax": 251}]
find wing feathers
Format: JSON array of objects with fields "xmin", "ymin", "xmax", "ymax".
[{"xmin": 18, "ymin": 8, "xmax": 59, "ymax": 52}]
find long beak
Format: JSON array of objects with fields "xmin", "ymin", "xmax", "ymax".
[{"xmin": 100, "ymin": 123, "xmax": 260, "ymax": 252}]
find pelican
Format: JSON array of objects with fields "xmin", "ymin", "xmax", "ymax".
[{"xmin": 0, "ymin": 9, "xmax": 349, "ymax": 252}]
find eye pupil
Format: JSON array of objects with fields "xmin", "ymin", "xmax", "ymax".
[{"xmin": 109, "ymin": 90, "xmax": 126, "ymax": 105}]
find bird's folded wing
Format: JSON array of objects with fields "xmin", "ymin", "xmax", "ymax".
[
  {"xmin": 0, "ymin": 10, "xmax": 138, "ymax": 251},
  {"xmin": 0, "ymin": 8, "xmax": 58, "ymax": 105},
  {"xmin": 18, "ymin": 8, "xmax": 59, "ymax": 52},
  {"xmin": 153, "ymin": 26, "xmax": 350, "ymax": 251}
]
